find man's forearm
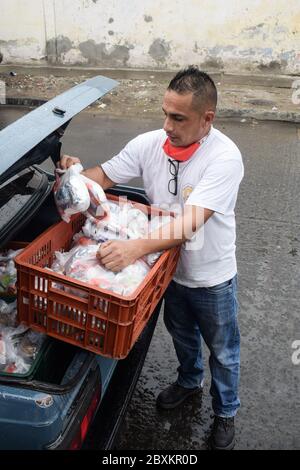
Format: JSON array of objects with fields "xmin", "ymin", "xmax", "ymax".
[
  {"xmin": 135, "ymin": 205, "xmax": 213, "ymax": 258},
  {"xmin": 137, "ymin": 230, "xmax": 183, "ymax": 257},
  {"xmin": 97, "ymin": 206, "xmax": 213, "ymax": 272},
  {"xmin": 135, "ymin": 214, "xmax": 195, "ymax": 257},
  {"xmin": 82, "ymin": 166, "xmax": 115, "ymax": 190}
]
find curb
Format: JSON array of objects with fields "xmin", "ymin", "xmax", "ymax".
[
  {"xmin": 2, "ymin": 97, "xmax": 300, "ymax": 124},
  {"xmin": 4, "ymin": 97, "xmax": 46, "ymax": 107},
  {"xmin": 0, "ymin": 64, "xmax": 298, "ymax": 87},
  {"xmin": 217, "ymin": 108, "xmax": 300, "ymax": 124}
]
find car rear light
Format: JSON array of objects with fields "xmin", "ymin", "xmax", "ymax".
[{"xmin": 69, "ymin": 386, "xmax": 101, "ymax": 450}]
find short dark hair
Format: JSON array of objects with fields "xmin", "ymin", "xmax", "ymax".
[{"xmin": 167, "ymin": 66, "xmax": 217, "ymax": 111}]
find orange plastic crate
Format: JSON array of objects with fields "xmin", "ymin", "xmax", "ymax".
[{"xmin": 15, "ymin": 197, "xmax": 180, "ymax": 359}]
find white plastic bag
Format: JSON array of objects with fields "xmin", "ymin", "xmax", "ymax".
[
  {"xmin": 81, "ymin": 202, "xmax": 148, "ymax": 242},
  {"xmin": 54, "ymin": 163, "xmax": 110, "ymax": 223},
  {"xmin": 0, "ymin": 325, "xmax": 46, "ymax": 374},
  {"xmin": 0, "ymin": 248, "xmax": 23, "ymax": 295},
  {"xmin": 0, "ymin": 299, "xmax": 17, "ymax": 327},
  {"xmin": 114, "ymin": 260, "xmax": 150, "ymax": 296},
  {"xmin": 54, "ymin": 164, "xmax": 90, "ymax": 222},
  {"xmin": 80, "ymin": 174, "xmax": 110, "ymax": 219}
]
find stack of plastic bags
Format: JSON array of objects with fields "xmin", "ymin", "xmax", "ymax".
[
  {"xmin": 53, "ymin": 165, "xmax": 173, "ymax": 297},
  {"xmin": 51, "ymin": 204, "xmax": 172, "ymax": 297},
  {"xmin": 51, "ymin": 243, "xmax": 150, "ymax": 297}
]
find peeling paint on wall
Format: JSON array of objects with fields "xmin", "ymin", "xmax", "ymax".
[
  {"xmin": 46, "ymin": 35, "xmax": 73, "ymax": 63},
  {"xmin": 258, "ymin": 60, "xmax": 285, "ymax": 71},
  {"xmin": 201, "ymin": 56, "xmax": 224, "ymax": 70},
  {"xmin": 0, "ymin": 37, "xmax": 45, "ymax": 64},
  {"xmin": 79, "ymin": 40, "xmax": 132, "ymax": 66},
  {"xmin": 149, "ymin": 39, "xmax": 170, "ymax": 64}
]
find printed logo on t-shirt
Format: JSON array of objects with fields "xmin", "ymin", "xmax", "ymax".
[{"xmin": 182, "ymin": 184, "xmax": 194, "ymax": 202}]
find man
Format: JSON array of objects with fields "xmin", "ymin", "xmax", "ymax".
[{"xmin": 60, "ymin": 66, "xmax": 244, "ymax": 450}]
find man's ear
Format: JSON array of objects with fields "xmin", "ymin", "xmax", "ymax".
[{"xmin": 204, "ymin": 110, "xmax": 215, "ymax": 124}]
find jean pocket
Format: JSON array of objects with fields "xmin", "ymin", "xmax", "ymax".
[{"xmin": 204, "ymin": 278, "xmax": 233, "ymax": 295}]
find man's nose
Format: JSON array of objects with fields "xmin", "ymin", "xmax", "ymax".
[{"xmin": 163, "ymin": 116, "xmax": 173, "ymax": 133}]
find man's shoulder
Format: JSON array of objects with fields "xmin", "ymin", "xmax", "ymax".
[
  {"xmin": 210, "ymin": 128, "xmax": 242, "ymax": 163},
  {"xmin": 210, "ymin": 127, "xmax": 242, "ymax": 159}
]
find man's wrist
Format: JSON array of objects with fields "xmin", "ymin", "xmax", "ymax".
[{"xmin": 134, "ymin": 238, "xmax": 148, "ymax": 259}]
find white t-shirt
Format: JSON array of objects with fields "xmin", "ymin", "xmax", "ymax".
[{"xmin": 102, "ymin": 126, "xmax": 244, "ymax": 287}]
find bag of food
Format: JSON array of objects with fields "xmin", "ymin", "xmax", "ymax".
[
  {"xmin": 0, "ymin": 248, "xmax": 23, "ymax": 297},
  {"xmin": 80, "ymin": 174, "xmax": 110, "ymax": 219},
  {"xmin": 54, "ymin": 164, "xmax": 90, "ymax": 222},
  {"xmin": 54, "ymin": 163, "xmax": 110, "ymax": 223}
]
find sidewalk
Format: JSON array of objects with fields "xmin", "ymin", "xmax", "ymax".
[{"xmin": 0, "ymin": 65, "xmax": 299, "ymax": 123}]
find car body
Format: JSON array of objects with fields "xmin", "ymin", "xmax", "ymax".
[{"xmin": 0, "ymin": 77, "xmax": 160, "ymax": 450}]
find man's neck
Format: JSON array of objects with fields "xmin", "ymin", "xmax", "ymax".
[{"xmin": 197, "ymin": 125, "xmax": 212, "ymax": 145}]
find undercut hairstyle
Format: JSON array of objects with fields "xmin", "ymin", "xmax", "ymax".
[{"xmin": 167, "ymin": 66, "xmax": 217, "ymax": 112}]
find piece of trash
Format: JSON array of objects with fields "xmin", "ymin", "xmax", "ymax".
[
  {"xmin": 150, "ymin": 75, "xmax": 155, "ymax": 79},
  {"xmin": 9, "ymin": 71, "xmax": 17, "ymax": 77},
  {"xmin": 217, "ymin": 82, "xmax": 221, "ymax": 85},
  {"xmin": 240, "ymin": 118, "xmax": 246, "ymax": 123},
  {"xmin": 98, "ymin": 103, "xmax": 107, "ymax": 109},
  {"xmin": 272, "ymin": 106, "xmax": 278, "ymax": 111},
  {"xmin": 164, "ymin": 421, "xmax": 171, "ymax": 431}
]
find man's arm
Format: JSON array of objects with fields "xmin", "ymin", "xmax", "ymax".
[
  {"xmin": 82, "ymin": 166, "xmax": 115, "ymax": 190},
  {"xmin": 59, "ymin": 154, "xmax": 115, "ymax": 190},
  {"xmin": 98, "ymin": 205, "xmax": 214, "ymax": 272}
]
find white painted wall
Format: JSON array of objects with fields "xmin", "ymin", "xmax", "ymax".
[
  {"xmin": 0, "ymin": 0, "xmax": 45, "ymax": 62},
  {"xmin": 0, "ymin": 0, "xmax": 299, "ymax": 73}
]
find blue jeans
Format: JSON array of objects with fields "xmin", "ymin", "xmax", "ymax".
[{"xmin": 164, "ymin": 275, "xmax": 240, "ymax": 417}]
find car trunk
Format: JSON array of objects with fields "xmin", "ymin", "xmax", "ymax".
[
  {"xmin": 0, "ymin": 77, "xmax": 166, "ymax": 450},
  {"xmin": 0, "ymin": 76, "xmax": 118, "ymax": 390}
]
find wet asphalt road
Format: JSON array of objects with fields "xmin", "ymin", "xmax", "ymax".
[{"xmin": 1, "ymin": 107, "xmax": 299, "ymax": 449}]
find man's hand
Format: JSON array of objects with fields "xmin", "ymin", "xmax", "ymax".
[
  {"xmin": 58, "ymin": 155, "xmax": 115, "ymax": 190},
  {"xmin": 59, "ymin": 154, "xmax": 82, "ymax": 170},
  {"xmin": 97, "ymin": 239, "xmax": 142, "ymax": 272}
]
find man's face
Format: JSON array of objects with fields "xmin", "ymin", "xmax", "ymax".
[{"xmin": 162, "ymin": 90, "xmax": 214, "ymax": 147}]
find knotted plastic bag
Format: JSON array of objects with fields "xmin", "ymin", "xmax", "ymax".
[{"xmin": 54, "ymin": 163, "xmax": 109, "ymax": 222}]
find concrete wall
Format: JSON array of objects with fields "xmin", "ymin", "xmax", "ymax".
[{"xmin": 0, "ymin": 0, "xmax": 299, "ymax": 74}]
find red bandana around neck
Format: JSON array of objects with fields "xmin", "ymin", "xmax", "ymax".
[{"xmin": 163, "ymin": 138, "xmax": 200, "ymax": 162}]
